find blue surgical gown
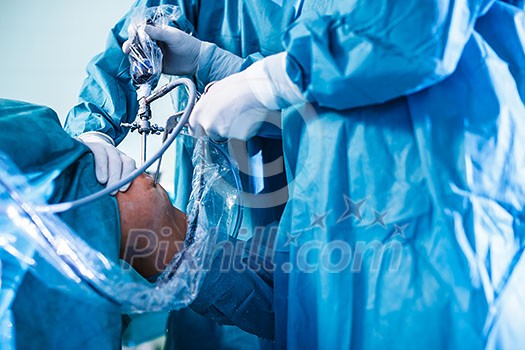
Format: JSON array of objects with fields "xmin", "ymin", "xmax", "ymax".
[
  {"xmin": 0, "ymin": 99, "xmax": 121, "ymax": 349},
  {"xmin": 66, "ymin": 0, "xmax": 525, "ymax": 349}
]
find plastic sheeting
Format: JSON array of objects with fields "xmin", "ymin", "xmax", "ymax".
[
  {"xmin": 0, "ymin": 136, "xmax": 243, "ymax": 345},
  {"xmin": 127, "ymin": 5, "xmax": 193, "ymax": 92}
]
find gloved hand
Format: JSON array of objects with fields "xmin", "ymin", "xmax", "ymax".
[
  {"xmin": 77, "ymin": 132, "xmax": 136, "ymax": 195},
  {"xmin": 123, "ymin": 25, "xmax": 243, "ymax": 84},
  {"xmin": 189, "ymin": 52, "xmax": 306, "ymax": 140}
]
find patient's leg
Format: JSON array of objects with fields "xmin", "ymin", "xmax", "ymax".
[
  {"xmin": 1, "ymin": 100, "xmax": 122, "ymax": 348},
  {"xmin": 117, "ymin": 173, "xmax": 187, "ymax": 278}
]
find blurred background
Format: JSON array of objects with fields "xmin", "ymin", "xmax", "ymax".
[{"xmin": 0, "ymin": 1, "xmax": 133, "ymax": 119}]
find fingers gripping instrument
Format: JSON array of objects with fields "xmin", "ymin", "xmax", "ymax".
[
  {"xmin": 121, "ymin": 23, "xmax": 165, "ymax": 166},
  {"xmin": 121, "ymin": 8, "xmax": 194, "ymax": 167}
]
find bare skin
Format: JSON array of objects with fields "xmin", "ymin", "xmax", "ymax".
[{"xmin": 116, "ymin": 173, "xmax": 187, "ymax": 278}]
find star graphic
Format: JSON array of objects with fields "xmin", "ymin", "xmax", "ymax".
[
  {"xmin": 337, "ymin": 195, "xmax": 366, "ymax": 223},
  {"xmin": 393, "ymin": 223, "xmax": 409, "ymax": 239},
  {"xmin": 369, "ymin": 210, "xmax": 388, "ymax": 229},
  {"xmin": 283, "ymin": 232, "xmax": 301, "ymax": 247},
  {"xmin": 309, "ymin": 211, "xmax": 331, "ymax": 230}
]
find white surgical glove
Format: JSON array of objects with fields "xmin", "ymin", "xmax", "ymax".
[
  {"xmin": 123, "ymin": 25, "xmax": 243, "ymax": 84},
  {"xmin": 189, "ymin": 52, "xmax": 306, "ymax": 140},
  {"xmin": 77, "ymin": 132, "xmax": 136, "ymax": 195}
]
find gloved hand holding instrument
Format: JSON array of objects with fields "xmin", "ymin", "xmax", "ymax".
[{"xmin": 132, "ymin": 22, "xmax": 306, "ymax": 141}]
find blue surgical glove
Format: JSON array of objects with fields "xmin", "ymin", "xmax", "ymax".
[
  {"xmin": 123, "ymin": 25, "xmax": 243, "ymax": 85},
  {"xmin": 189, "ymin": 52, "xmax": 306, "ymax": 140},
  {"xmin": 77, "ymin": 132, "xmax": 136, "ymax": 195}
]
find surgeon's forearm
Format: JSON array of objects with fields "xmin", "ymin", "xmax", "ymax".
[{"xmin": 64, "ymin": 7, "xmax": 137, "ymax": 143}]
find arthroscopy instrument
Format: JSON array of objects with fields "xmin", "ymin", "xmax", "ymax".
[
  {"xmin": 35, "ymin": 18, "xmax": 195, "ymax": 214},
  {"xmin": 33, "ymin": 15, "xmax": 242, "ymax": 234},
  {"xmin": 121, "ymin": 25, "xmax": 166, "ymax": 167},
  {"xmin": 35, "ymin": 77, "xmax": 196, "ymax": 214}
]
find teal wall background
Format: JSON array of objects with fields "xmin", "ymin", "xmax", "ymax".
[{"xmin": 0, "ymin": 1, "xmax": 134, "ymax": 119}]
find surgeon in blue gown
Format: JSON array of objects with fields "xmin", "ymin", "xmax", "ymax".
[{"xmin": 66, "ymin": 0, "xmax": 525, "ymax": 349}]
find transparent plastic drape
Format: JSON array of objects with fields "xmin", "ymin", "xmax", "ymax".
[
  {"xmin": 0, "ymin": 137, "xmax": 242, "ymax": 317},
  {"xmin": 127, "ymin": 5, "xmax": 193, "ymax": 89}
]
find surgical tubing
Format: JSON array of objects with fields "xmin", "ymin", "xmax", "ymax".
[{"xmin": 36, "ymin": 78, "xmax": 196, "ymax": 214}]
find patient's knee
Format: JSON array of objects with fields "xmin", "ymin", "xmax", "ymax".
[{"xmin": 116, "ymin": 173, "xmax": 187, "ymax": 277}]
